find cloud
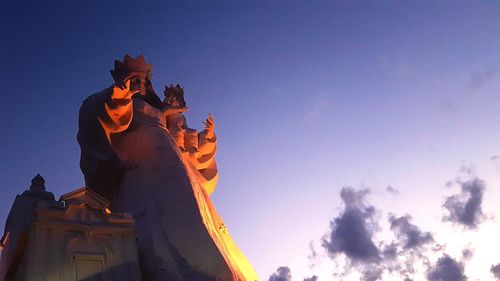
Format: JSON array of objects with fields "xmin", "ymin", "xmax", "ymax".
[
  {"xmin": 307, "ymin": 240, "xmax": 319, "ymax": 269},
  {"xmin": 431, "ymin": 243, "xmax": 446, "ymax": 253},
  {"xmin": 458, "ymin": 165, "xmax": 475, "ymax": 177},
  {"xmin": 303, "ymin": 276, "xmax": 318, "ymax": 281},
  {"xmin": 461, "ymin": 248, "xmax": 473, "ymax": 261},
  {"xmin": 308, "ymin": 172, "xmax": 488, "ymax": 280},
  {"xmin": 321, "ymin": 187, "xmax": 384, "ymax": 280},
  {"xmin": 426, "ymin": 255, "xmax": 467, "ymax": 281},
  {"xmin": 442, "ymin": 178, "xmax": 485, "ymax": 229},
  {"xmin": 381, "ymin": 242, "xmax": 398, "ymax": 260},
  {"xmin": 468, "ymin": 66, "xmax": 499, "ymax": 90},
  {"xmin": 268, "ymin": 266, "xmax": 292, "ymax": 281},
  {"xmin": 322, "ymin": 187, "xmax": 380, "ymax": 264},
  {"xmin": 490, "ymin": 155, "xmax": 500, "ymax": 171},
  {"xmin": 362, "ymin": 267, "xmax": 383, "ymax": 281},
  {"xmin": 386, "ymin": 185, "xmax": 399, "ymax": 195},
  {"xmin": 319, "ymin": 187, "xmax": 436, "ymax": 280},
  {"xmin": 491, "ymin": 263, "xmax": 500, "ymax": 279},
  {"xmin": 389, "ymin": 214, "xmax": 434, "ymax": 249}
]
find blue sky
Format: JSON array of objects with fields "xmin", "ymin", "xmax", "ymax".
[{"xmin": 1, "ymin": 1, "xmax": 500, "ymax": 280}]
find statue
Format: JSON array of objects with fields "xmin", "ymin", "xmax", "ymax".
[
  {"xmin": 77, "ymin": 55, "xmax": 259, "ymax": 281},
  {"xmin": 163, "ymin": 84, "xmax": 218, "ymax": 195}
]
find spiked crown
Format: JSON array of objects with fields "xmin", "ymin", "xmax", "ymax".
[
  {"xmin": 110, "ymin": 54, "xmax": 152, "ymax": 84},
  {"xmin": 163, "ymin": 84, "xmax": 186, "ymax": 107}
]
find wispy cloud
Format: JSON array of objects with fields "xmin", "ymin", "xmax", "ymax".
[
  {"xmin": 490, "ymin": 155, "xmax": 500, "ymax": 172},
  {"xmin": 307, "ymin": 240, "xmax": 320, "ymax": 269},
  {"xmin": 468, "ymin": 66, "xmax": 499, "ymax": 91},
  {"xmin": 386, "ymin": 185, "xmax": 399, "ymax": 195}
]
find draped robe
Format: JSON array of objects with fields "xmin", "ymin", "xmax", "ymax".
[{"xmin": 77, "ymin": 87, "xmax": 259, "ymax": 281}]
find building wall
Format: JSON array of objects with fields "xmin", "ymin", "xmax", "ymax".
[{"xmin": 1, "ymin": 187, "xmax": 142, "ymax": 281}]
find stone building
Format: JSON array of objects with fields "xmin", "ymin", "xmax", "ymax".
[{"xmin": 0, "ymin": 175, "xmax": 141, "ymax": 281}]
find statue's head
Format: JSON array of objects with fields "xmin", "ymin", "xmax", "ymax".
[
  {"xmin": 110, "ymin": 54, "xmax": 152, "ymax": 96},
  {"xmin": 163, "ymin": 84, "xmax": 186, "ymax": 107}
]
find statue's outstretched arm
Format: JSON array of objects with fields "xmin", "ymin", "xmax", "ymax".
[
  {"xmin": 98, "ymin": 80, "xmax": 135, "ymax": 139},
  {"xmin": 195, "ymin": 114, "xmax": 218, "ymax": 195},
  {"xmin": 77, "ymin": 80, "xmax": 136, "ymax": 197},
  {"xmin": 198, "ymin": 113, "xmax": 216, "ymax": 155}
]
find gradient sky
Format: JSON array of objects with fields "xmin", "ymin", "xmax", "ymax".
[{"xmin": 1, "ymin": 1, "xmax": 500, "ymax": 280}]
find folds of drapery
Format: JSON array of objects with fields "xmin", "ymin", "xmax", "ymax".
[
  {"xmin": 183, "ymin": 156, "xmax": 260, "ymax": 281},
  {"xmin": 78, "ymin": 86, "xmax": 127, "ymax": 200},
  {"xmin": 79, "ymin": 87, "xmax": 260, "ymax": 281}
]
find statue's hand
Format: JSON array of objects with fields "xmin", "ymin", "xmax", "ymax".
[
  {"xmin": 112, "ymin": 79, "xmax": 138, "ymax": 100},
  {"xmin": 203, "ymin": 113, "xmax": 215, "ymax": 139},
  {"xmin": 187, "ymin": 147, "xmax": 200, "ymax": 158}
]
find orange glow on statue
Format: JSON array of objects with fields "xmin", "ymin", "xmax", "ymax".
[{"xmin": 77, "ymin": 55, "xmax": 259, "ymax": 281}]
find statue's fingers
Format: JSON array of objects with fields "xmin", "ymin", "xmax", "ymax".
[
  {"xmin": 123, "ymin": 79, "xmax": 131, "ymax": 90},
  {"xmin": 115, "ymin": 81, "xmax": 126, "ymax": 90}
]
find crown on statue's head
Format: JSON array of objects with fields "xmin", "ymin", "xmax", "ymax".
[
  {"xmin": 163, "ymin": 84, "xmax": 186, "ymax": 107},
  {"xmin": 164, "ymin": 84, "xmax": 184, "ymax": 96},
  {"xmin": 110, "ymin": 54, "xmax": 152, "ymax": 84}
]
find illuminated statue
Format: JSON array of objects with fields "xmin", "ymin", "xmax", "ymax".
[
  {"xmin": 163, "ymin": 84, "xmax": 218, "ymax": 195},
  {"xmin": 77, "ymin": 55, "xmax": 259, "ymax": 281}
]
